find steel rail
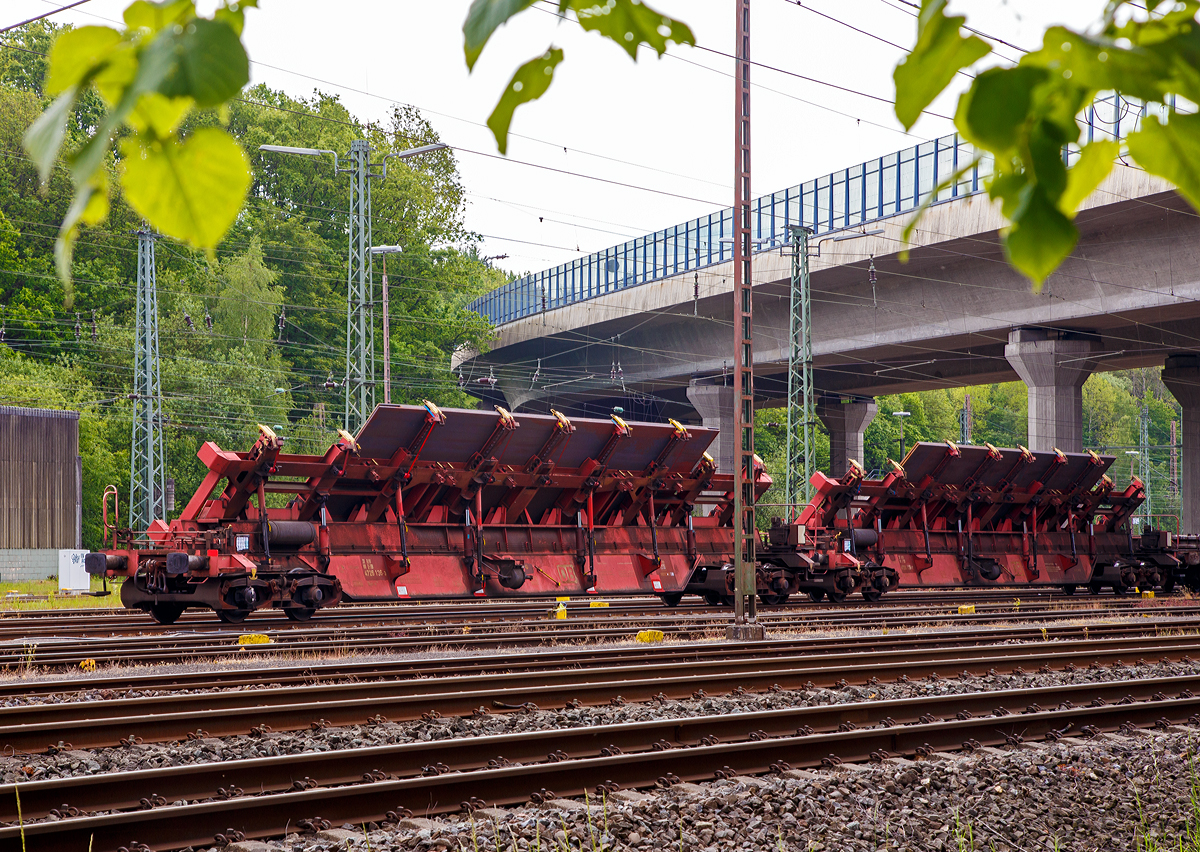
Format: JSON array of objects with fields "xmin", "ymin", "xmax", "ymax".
[
  {"xmin": 2, "ymin": 635, "xmax": 1198, "ymax": 753},
  {"xmin": 4, "ymin": 599, "xmax": 1194, "ymax": 669},
  {"xmin": 2, "ymin": 672, "xmax": 1196, "ymax": 824},
  {"xmin": 1, "ymin": 617, "xmax": 1196, "ymax": 700},
  {"xmin": 0, "ymin": 587, "xmax": 1169, "ymax": 635},
  {"xmin": 5, "ymin": 692, "xmax": 1199, "ymax": 851}
]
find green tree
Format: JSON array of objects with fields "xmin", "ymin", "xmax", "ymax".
[{"xmin": 208, "ymin": 237, "xmax": 283, "ymax": 356}]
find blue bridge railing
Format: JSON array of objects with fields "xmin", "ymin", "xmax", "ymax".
[{"xmin": 469, "ymin": 94, "xmax": 1156, "ymax": 326}]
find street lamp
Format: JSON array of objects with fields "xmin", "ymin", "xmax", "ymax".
[
  {"xmin": 370, "ymin": 245, "xmax": 403, "ymax": 405},
  {"xmin": 259, "ymin": 145, "xmax": 338, "ymax": 159},
  {"xmin": 893, "ymin": 410, "xmax": 912, "ymax": 460}
]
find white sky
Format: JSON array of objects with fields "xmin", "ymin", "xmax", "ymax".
[{"xmin": 8, "ymin": 0, "xmax": 1104, "ymax": 278}]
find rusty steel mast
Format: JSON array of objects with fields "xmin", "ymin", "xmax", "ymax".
[{"xmin": 729, "ymin": 0, "xmax": 764, "ymax": 640}]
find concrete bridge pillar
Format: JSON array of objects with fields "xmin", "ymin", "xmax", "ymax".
[
  {"xmin": 1004, "ymin": 328, "xmax": 1101, "ymax": 453},
  {"xmin": 686, "ymin": 379, "xmax": 735, "ymax": 473},
  {"xmin": 817, "ymin": 396, "xmax": 878, "ymax": 478},
  {"xmin": 1162, "ymin": 354, "xmax": 1200, "ymax": 535}
]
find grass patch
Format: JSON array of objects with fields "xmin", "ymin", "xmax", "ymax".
[{"xmin": 0, "ymin": 577, "xmax": 118, "ymax": 612}]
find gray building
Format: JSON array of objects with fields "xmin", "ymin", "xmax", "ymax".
[{"xmin": 0, "ymin": 406, "xmax": 82, "ymax": 581}]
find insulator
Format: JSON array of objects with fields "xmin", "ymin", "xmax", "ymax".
[
  {"xmin": 457, "ymin": 370, "xmax": 466, "ymax": 389},
  {"xmin": 184, "ymin": 313, "xmax": 194, "ymax": 330},
  {"xmin": 90, "ymin": 309, "xmax": 97, "ymax": 341},
  {"xmin": 476, "ymin": 369, "xmax": 497, "ymax": 388},
  {"xmin": 868, "ymin": 259, "xmax": 877, "ymax": 285},
  {"xmin": 204, "ymin": 311, "xmax": 213, "ymax": 330},
  {"xmin": 323, "ymin": 372, "xmax": 337, "ymax": 390},
  {"xmin": 617, "ymin": 362, "xmax": 623, "ymax": 380},
  {"xmin": 74, "ymin": 313, "xmax": 81, "ymax": 340},
  {"xmin": 611, "ymin": 361, "xmax": 617, "ymax": 383},
  {"xmin": 531, "ymin": 358, "xmax": 540, "ymax": 388}
]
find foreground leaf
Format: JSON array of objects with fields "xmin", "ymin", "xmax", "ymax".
[
  {"xmin": 1059, "ymin": 139, "xmax": 1119, "ymax": 215},
  {"xmin": 463, "ymin": 0, "xmax": 537, "ymax": 70},
  {"xmin": 487, "ymin": 48, "xmax": 564, "ymax": 155},
  {"xmin": 45, "ymin": 26, "xmax": 122, "ymax": 96},
  {"xmin": 571, "ymin": 0, "xmax": 695, "ymax": 60},
  {"xmin": 1004, "ymin": 184, "xmax": 1079, "ymax": 287},
  {"xmin": 956, "ymin": 66, "xmax": 1046, "ymax": 152},
  {"xmin": 54, "ymin": 172, "xmax": 109, "ymax": 305},
  {"xmin": 1127, "ymin": 111, "xmax": 1200, "ymax": 211},
  {"xmin": 23, "ymin": 87, "xmax": 79, "ymax": 183},
  {"xmin": 69, "ymin": 30, "xmax": 178, "ymax": 189},
  {"xmin": 120, "ymin": 127, "xmax": 251, "ymax": 248},
  {"xmin": 123, "ymin": 0, "xmax": 195, "ymax": 34},
  {"xmin": 893, "ymin": 0, "xmax": 990, "ymax": 130},
  {"xmin": 159, "ymin": 18, "xmax": 249, "ymax": 107}
]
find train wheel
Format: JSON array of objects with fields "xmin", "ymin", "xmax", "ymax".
[
  {"xmin": 1163, "ymin": 576, "xmax": 1177, "ymax": 594},
  {"xmin": 1061, "ymin": 585, "xmax": 1077, "ymax": 596},
  {"xmin": 807, "ymin": 589, "xmax": 826, "ymax": 603},
  {"xmin": 758, "ymin": 592, "xmax": 789, "ymax": 606},
  {"xmin": 703, "ymin": 592, "xmax": 724, "ymax": 606},
  {"xmin": 660, "ymin": 593, "xmax": 684, "ymax": 608},
  {"xmin": 826, "ymin": 588, "xmax": 848, "ymax": 604},
  {"xmin": 861, "ymin": 587, "xmax": 883, "ymax": 603},
  {"xmin": 1112, "ymin": 584, "xmax": 1133, "ymax": 596},
  {"xmin": 285, "ymin": 606, "xmax": 316, "ymax": 622},
  {"xmin": 1089, "ymin": 581, "xmax": 1105, "ymax": 595},
  {"xmin": 719, "ymin": 594, "xmax": 735, "ymax": 607},
  {"xmin": 216, "ymin": 608, "xmax": 250, "ymax": 624},
  {"xmin": 148, "ymin": 603, "xmax": 185, "ymax": 625}
]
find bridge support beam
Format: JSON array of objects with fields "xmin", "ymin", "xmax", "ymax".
[
  {"xmin": 1004, "ymin": 328, "xmax": 1101, "ymax": 454},
  {"xmin": 687, "ymin": 379, "xmax": 735, "ymax": 473},
  {"xmin": 1162, "ymin": 354, "xmax": 1200, "ymax": 535},
  {"xmin": 817, "ymin": 396, "xmax": 877, "ymax": 478}
]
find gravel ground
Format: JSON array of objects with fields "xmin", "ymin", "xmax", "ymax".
[
  {"xmin": 185, "ymin": 725, "xmax": 1200, "ymax": 852},
  {"xmin": 4, "ymin": 657, "xmax": 1199, "ymax": 784}
]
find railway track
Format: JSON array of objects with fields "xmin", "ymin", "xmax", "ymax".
[
  {"xmin": 4, "ymin": 675, "xmax": 1196, "ymax": 851},
  {"xmin": 0, "ymin": 585, "xmax": 1165, "ymax": 635},
  {"xmin": 1, "ymin": 616, "xmax": 1196, "ymax": 699},
  {"xmin": 2, "ymin": 632, "xmax": 1198, "ymax": 752},
  {"xmin": 1, "ymin": 594, "xmax": 1191, "ymax": 669}
]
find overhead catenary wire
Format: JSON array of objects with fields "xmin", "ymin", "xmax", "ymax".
[
  {"xmin": 4, "ymin": 6, "xmax": 1195, "ymax": 427},
  {"xmin": 0, "ymin": 0, "xmax": 92, "ymax": 35}
]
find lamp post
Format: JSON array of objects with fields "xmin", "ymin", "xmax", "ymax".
[
  {"xmin": 893, "ymin": 410, "xmax": 911, "ymax": 460},
  {"xmin": 260, "ymin": 142, "xmax": 448, "ymax": 431},
  {"xmin": 370, "ymin": 245, "xmax": 403, "ymax": 405}
]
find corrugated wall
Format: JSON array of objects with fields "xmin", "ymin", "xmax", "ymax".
[{"xmin": 0, "ymin": 406, "xmax": 81, "ymax": 549}]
